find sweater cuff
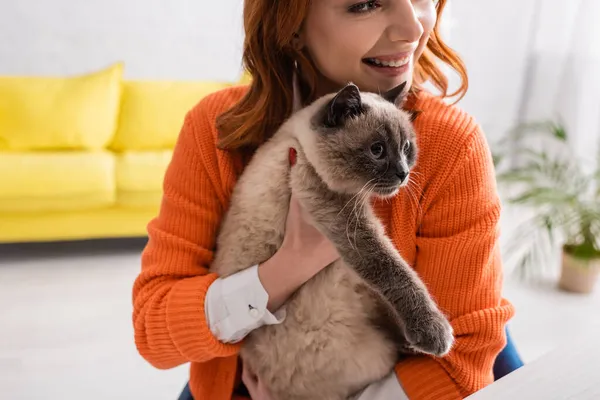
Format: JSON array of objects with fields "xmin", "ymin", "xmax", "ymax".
[
  {"xmin": 205, "ymin": 265, "xmax": 287, "ymax": 343},
  {"xmin": 166, "ymin": 273, "xmax": 241, "ymax": 362},
  {"xmin": 395, "ymin": 356, "xmax": 462, "ymax": 400}
]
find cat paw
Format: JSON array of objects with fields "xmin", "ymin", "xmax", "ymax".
[{"xmin": 404, "ymin": 308, "xmax": 454, "ymax": 357}]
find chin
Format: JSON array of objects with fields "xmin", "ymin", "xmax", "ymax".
[
  {"xmin": 383, "ymin": 73, "xmax": 413, "ymax": 91},
  {"xmin": 358, "ymin": 67, "xmax": 414, "ymax": 93},
  {"xmin": 374, "ymin": 186, "xmax": 400, "ymax": 199},
  {"xmin": 328, "ymin": 180, "xmax": 370, "ymax": 196}
]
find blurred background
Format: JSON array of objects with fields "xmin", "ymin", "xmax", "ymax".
[{"xmin": 1, "ymin": 1, "xmax": 599, "ymax": 399}]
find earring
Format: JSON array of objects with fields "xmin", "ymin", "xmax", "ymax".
[
  {"xmin": 291, "ymin": 32, "xmax": 302, "ymax": 50},
  {"xmin": 292, "ymin": 61, "xmax": 302, "ymax": 111}
]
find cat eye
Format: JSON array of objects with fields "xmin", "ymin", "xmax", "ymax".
[
  {"xmin": 403, "ymin": 141, "xmax": 411, "ymax": 153},
  {"xmin": 370, "ymin": 142, "xmax": 386, "ymax": 159}
]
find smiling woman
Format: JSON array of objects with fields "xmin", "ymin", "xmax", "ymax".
[
  {"xmin": 132, "ymin": 1, "xmax": 514, "ymax": 399},
  {"xmin": 216, "ymin": 0, "xmax": 468, "ymax": 150}
]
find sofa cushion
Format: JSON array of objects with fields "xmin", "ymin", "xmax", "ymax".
[
  {"xmin": 110, "ymin": 79, "xmax": 232, "ymax": 151},
  {"xmin": 0, "ymin": 151, "xmax": 116, "ymax": 213},
  {"xmin": 0, "ymin": 63, "xmax": 123, "ymax": 151},
  {"xmin": 115, "ymin": 151, "xmax": 172, "ymax": 207}
]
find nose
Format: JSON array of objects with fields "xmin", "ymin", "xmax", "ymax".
[
  {"xmin": 395, "ymin": 166, "xmax": 408, "ymax": 183},
  {"xmin": 396, "ymin": 171, "xmax": 408, "ymax": 183},
  {"xmin": 386, "ymin": 0, "xmax": 424, "ymax": 44}
]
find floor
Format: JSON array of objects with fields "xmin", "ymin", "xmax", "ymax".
[{"xmin": 1, "ymin": 239, "xmax": 599, "ymax": 400}]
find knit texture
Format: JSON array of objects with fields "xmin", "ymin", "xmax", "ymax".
[{"xmin": 132, "ymin": 85, "xmax": 515, "ymax": 400}]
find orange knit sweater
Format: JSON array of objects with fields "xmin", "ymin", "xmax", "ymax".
[{"xmin": 132, "ymin": 85, "xmax": 515, "ymax": 400}]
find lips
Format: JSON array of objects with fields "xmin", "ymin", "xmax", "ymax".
[
  {"xmin": 363, "ymin": 55, "xmax": 411, "ymax": 68},
  {"xmin": 362, "ymin": 52, "xmax": 413, "ymax": 77}
]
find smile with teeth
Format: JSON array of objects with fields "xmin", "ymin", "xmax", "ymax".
[{"xmin": 364, "ymin": 56, "xmax": 411, "ymax": 68}]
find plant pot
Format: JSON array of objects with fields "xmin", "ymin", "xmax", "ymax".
[{"xmin": 558, "ymin": 249, "xmax": 600, "ymax": 294}]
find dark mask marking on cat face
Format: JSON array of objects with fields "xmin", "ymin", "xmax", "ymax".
[{"xmin": 306, "ymin": 82, "xmax": 418, "ymax": 196}]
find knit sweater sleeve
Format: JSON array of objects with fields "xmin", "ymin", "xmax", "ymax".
[
  {"xmin": 394, "ymin": 125, "xmax": 515, "ymax": 399},
  {"xmin": 132, "ymin": 100, "xmax": 241, "ymax": 369}
]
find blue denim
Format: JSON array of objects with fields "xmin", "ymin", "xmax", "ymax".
[
  {"xmin": 177, "ymin": 381, "xmax": 249, "ymax": 399},
  {"xmin": 177, "ymin": 383, "xmax": 192, "ymax": 400},
  {"xmin": 177, "ymin": 327, "xmax": 524, "ymax": 399},
  {"xmin": 493, "ymin": 326, "xmax": 524, "ymax": 380}
]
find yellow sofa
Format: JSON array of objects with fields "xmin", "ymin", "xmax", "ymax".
[{"xmin": 0, "ymin": 63, "xmax": 245, "ymax": 243}]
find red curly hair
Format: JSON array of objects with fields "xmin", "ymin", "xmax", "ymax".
[{"xmin": 216, "ymin": 0, "xmax": 468, "ymax": 150}]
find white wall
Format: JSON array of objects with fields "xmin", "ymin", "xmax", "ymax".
[
  {"xmin": 1, "ymin": 0, "xmax": 597, "ymax": 148},
  {"xmin": 443, "ymin": 1, "xmax": 538, "ymax": 143},
  {"xmin": 528, "ymin": 0, "xmax": 600, "ymax": 167},
  {"xmin": 0, "ymin": 0, "xmax": 541, "ymax": 143},
  {"xmin": 0, "ymin": 0, "xmax": 245, "ymax": 81}
]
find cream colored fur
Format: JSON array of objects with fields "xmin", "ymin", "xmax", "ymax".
[{"xmin": 210, "ymin": 92, "xmax": 449, "ymax": 400}]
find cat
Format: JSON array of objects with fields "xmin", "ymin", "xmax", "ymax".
[{"xmin": 210, "ymin": 82, "xmax": 454, "ymax": 400}]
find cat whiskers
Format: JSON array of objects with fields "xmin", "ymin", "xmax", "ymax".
[
  {"xmin": 345, "ymin": 181, "xmax": 372, "ymax": 251},
  {"xmin": 337, "ymin": 180, "xmax": 370, "ymax": 250},
  {"xmin": 352, "ymin": 181, "xmax": 376, "ymax": 255},
  {"xmin": 336, "ymin": 178, "xmax": 376, "ymax": 220},
  {"xmin": 405, "ymin": 176, "xmax": 424, "ymax": 221},
  {"xmin": 343, "ymin": 179, "xmax": 376, "ymax": 252},
  {"xmin": 408, "ymin": 170, "xmax": 424, "ymax": 179}
]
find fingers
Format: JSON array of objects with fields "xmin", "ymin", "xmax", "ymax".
[
  {"xmin": 242, "ymin": 364, "xmax": 259, "ymax": 397},
  {"xmin": 242, "ymin": 363, "xmax": 258, "ymax": 384}
]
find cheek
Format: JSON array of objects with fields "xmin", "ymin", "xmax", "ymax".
[
  {"xmin": 344, "ymin": 151, "xmax": 375, "ymax": 178},
  {"xmin": 303, "ymin": 7, "xmax": 375, "ymax": 85},
  {"xmin": 305, "ymin": 27, "xmax": 350, "ymax": 75},
  {"xmin": 414, "ymin": 1, "xmax": 437, "ymax": 60}
]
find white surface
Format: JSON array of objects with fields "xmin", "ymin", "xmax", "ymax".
[
  {"xmin": 0, "ymin": 242, "xmax": 188, "ymax": 400},
  {"xmin": 467, "ymin": 325, "xmax": 600, "ymax": 399},
  {"xmin": 1, "ymin": 239, "xmax": 599, "ymax": 399},
  {"xmin": 352, "ymin": 370, "xmax": 408, "ymax": 400}
]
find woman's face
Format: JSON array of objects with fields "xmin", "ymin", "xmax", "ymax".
[{"xmin": 301, "ymin": 0, "xmax": 437, "ymax": 96}]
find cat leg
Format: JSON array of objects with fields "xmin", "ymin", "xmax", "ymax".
[
  {"xmin": 291, "ymin": 163, "xmax": 454, "ymax": 357},
  {"xmin": 343, "ymin": 224, "xmax": 451, "ymax": 355},
  {"xmin": 335, "ymin": 216, "xmax": 453, "ymax": 356}
]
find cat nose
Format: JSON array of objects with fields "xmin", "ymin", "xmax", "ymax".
[{"xmin": 396, "ymin": 169, "xmax": 408, "ymax": 183}]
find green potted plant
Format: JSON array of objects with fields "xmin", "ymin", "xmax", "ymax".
[{"xmin": 493, "ymin": 120, "xmax": 600, "ymax": 293}]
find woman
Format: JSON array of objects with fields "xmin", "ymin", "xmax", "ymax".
[{"xmin": 132, "ymin": 0, "xmax": 516, "ymax": 399}]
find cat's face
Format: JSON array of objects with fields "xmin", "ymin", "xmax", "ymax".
[{"xmin": 305, "ymin": 82, "xmax": 418, "ymax": 198}]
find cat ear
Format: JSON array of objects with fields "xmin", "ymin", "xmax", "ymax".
[
  {"xmin": 382, "ymin": 81, "xmax": 408, "ymax": 107},
  {"xmin": 325, "ymin": 83, "xmax": 364, "ymax": 127}
]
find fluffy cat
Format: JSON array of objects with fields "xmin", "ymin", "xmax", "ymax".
[{"xmin": 210, "ymin": 82, "xmax": 454, "ymax": 400}]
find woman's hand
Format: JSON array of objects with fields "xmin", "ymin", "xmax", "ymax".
[
  {"xmin": 257, "ymin": 148, "xmax": 340, "ymax": 312},
  {"xmin": 281, "ymin": 193, "xmax": 341, "ymax": 269},
  {"xmin": 242, "ymin": 362, "xmax": 274, "ymax": 400}
]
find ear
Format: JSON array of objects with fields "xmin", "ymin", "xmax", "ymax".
[
  {"xmin": 325, "ymin": 83, "xmax": 363, "ymax": 128},
  {"xmin": 382, "ymin": 81, "xmax": 408, "ymax": 107}
]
